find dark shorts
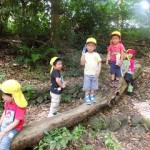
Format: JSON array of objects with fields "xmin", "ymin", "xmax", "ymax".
[
  {"xmin": 109, "ymin": 61, "xmax": 121, "ymax": 78},
  {"xmin": 124, "ymin": 73, "xmax": 133, "ymax": 85}
]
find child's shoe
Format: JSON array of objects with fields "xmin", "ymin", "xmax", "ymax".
[
  {"xmin": 48, "ymin": 113, "xmax": 55, "ymax": 117},
  {"xmin": 127, "ymin": 85, "xmax": 133, "ymax": 93},
  {"xmin": 114, "ymin": 80, "xmax": 119, "ymax": 88},
  {"xmin": 90, "ymin": 94, "xmax": 96, "ymax": 103},
  {"xmin": 85, "ymin": 95, "xmax": 92, "ymax": 105},
  {"xmin": 110, "ymin": 80, "xmax": 115, "ymax": 88}
]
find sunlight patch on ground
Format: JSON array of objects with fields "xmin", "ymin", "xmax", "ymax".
[{"xmin": 133, "ymin": 101, "xmax": 150, "ymax": 119}]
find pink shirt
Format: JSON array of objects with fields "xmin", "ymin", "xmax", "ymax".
[
  {"xmin": 3, "ymin": 102, "xmax": 26, "ymax": 131},
  {"xmin": 128, "ymin": 59, "xmax": 135, "ymax": 74},
  {"xmin": 107, "ymin": 43, "xmax": 125, "ymax": 62}
]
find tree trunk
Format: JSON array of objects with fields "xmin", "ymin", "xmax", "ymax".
[
  {"xmin": 11, "ymin": 64, "xmax": 142, "ymax": 150},
  {"xmin": 50, "ymin": 0, "xmax": 61, "ymax": 46},
  {"xmin": 118, "ymin": 0, "xmax": 122, "ymax": 30}
]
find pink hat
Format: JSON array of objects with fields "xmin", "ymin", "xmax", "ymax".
[{"xmin": 127, "ymin": 49, "xmax": 136, "ymax": 55}]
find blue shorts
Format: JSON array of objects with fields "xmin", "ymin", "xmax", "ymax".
[
  {"xmin": 109, "ymin": 61, "xmax": 121, "ymax": 78},
  {"xmin": 83, "ymin": 75, "xmax": 98, "ymax": 91}
]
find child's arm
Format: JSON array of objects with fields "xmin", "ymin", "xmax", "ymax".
[
  {"xmin": 96, "ymin": 61, "xmax": 102, "ymax": 77},
  {"xmin": 123, "ymin": 64, "xmax": 130, "ymax": 76},
  {"xmin": 0, "ymin": 119, "xmax": 20, "ymax": 140},
  {"xmin": 80, "ymin": 52, "xmax": 86, "ymax": 65},
  {"xmin": 0, "ymin": 111, "xmax": 5, "ymax": 125},
  {"xmin": 106, "ymin": 51, "xmax": 110, "ymax": 65},
  {"xmin": 56, "ymin": 77, "xmax": 66, "ymax": 89}
]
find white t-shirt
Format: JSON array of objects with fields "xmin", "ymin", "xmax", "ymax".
[{"xmin": 84, "ymin": 52, "xmax": 102, "ymax": 75}]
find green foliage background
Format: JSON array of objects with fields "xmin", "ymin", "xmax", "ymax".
[{"xmin": 0, "ymin": 0, "xmax": 150, "ymax": 66}]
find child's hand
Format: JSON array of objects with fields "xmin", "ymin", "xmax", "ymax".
[
  {"xmin": 106, "ymin": 61, "xmax": 110, "ymax": 69},
  {"xmin": 0, "ymin": 131, "xmax": 5, "ymax": 140},
  {"xmin": 117, "ymin": 61, "xmax": 122, "ymax": 67},
  {"xmin": 96, "ymin": 70, "xmax": 100, "ymax": 77},
  {"xmin": 63, "ymin": 81, "xmax": 68, "ymax": 86},
  {"xmin": 82, "ymin": 51, "xmax": 85, "ymax": 58},
  {"xmin": 122, "ymin": 72, "xmax": 125, "ymax": 77},
  {"xmin": 62, "ymin": 83, "xmax": 66, "ymax": 89}
]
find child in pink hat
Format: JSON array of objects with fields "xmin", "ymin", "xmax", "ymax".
[{"xmin": 124, "ymin": 49, "xmax": 136, "ymax": 93}]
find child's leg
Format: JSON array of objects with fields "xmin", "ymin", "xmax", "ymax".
[
  {"xmin": 0, "ymin": 129, "xmax": 18, "ymax": 150},
  {"xmin": 90, "ymin": 90, "xmax": 96, "ymax": 103},
  {"xmin": 110, "ymin": 74, "xmax": 115, "ymax": 87},
  {"xmin": 90, "ymin": 75, "xmax": 98, "ymax": 103},
  {"xmin": 109, "ymin": 62, "xmax": 116, "ymax": 87},
  {"xmin": 124, "ymin": 73, "xmax": 133, "ymax": 93},
  {"xmin": 111, "ymin": 74, "xmax": 115, "ymax": 80},
  {"xmin": 83, "ymin": 75, "xmax": 92, "ymax": 104},
  {"xmin": 114, "ymin": 66, "xmax": 122, "ymax": 88},
  {"xmin": 48, "ymin": 92, "xmax": 61, "ymax": 117}
]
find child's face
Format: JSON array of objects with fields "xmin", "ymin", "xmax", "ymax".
[
  {"xmin": 54, "ymin": 61, "xmax": 63, "ymax": 71},
  {"xmin": 2, "ymin": 94, "xmax": 14, "ymax": 103},
  {"xmin": 86, "ymin": 42, "xmax": 96, "ymax": 52},
  {"xmin": 128, "ymin": 53, "xmax": 133, "ymax": 59},
  {"xmin": 111, "ymin": 35, "xmax": 120, "ymax": 45}
]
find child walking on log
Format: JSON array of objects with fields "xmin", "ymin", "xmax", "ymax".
[
  {"xmin": 0, "ymin": 79, "xmax": 27, "ymax": 150},
  {"xmin": 124, "ymin": 49, "xmax": 136, "ymax": 94},
  {"xmin": 106, "ymin": 31, "xmax": 125, "ymax": 88},
  {"xmin": 48, "ymin": 57, "xmax": 67, "ymax": 117},
  {"xmin": 81, "ymin": 37, "xmax": 102, "ymax": 105}
]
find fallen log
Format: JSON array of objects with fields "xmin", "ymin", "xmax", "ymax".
[{"xmin": 11, "ymin": 64, "xmax": 142, "ymax": 150}]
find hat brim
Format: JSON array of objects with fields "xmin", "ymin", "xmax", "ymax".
[{"xmin": 110, "ymin": 34, "xmax": 121, "ymax": 38}]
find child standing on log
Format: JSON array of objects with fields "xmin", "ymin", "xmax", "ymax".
[
  {"xmin": 106, "ymin": 31, "xmax": 125, "ymax": 88},
  {"xmin": 0, "ymin": 79, "xmax": 27, "ymax": 150},
  {"xmin": 81, "ymin": 37, "xmax": 102, "ymax": 105},
  {"xmin": 48, "ymin": 57, "xmax": 67, "ymax": 117},
  {"xmin": 124, "ymin": 49, "xmax": 136, "ymax": 93}
]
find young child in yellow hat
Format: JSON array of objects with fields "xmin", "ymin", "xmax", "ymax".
[
  {"xmin": 81, "ymin": 37, "xmax": 102, "ymax": 105},
  {"xmin": 48, "ymin": 57, "xmax": 67, "ymax": 117},
  {"xmin": 0, "ymin": 79, "xmax": 27, "ymax": 150},
  {"xmin": 106, "ymin": 31, "xmax": 125, "ymax": 88}
]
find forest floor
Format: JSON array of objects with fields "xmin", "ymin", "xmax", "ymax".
[{"xmin": 0, "ymin": 48, "xmax": 150, "ymax": 150}]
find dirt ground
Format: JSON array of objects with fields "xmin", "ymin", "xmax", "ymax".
[{"xmin": 0, "ymin": 50, "xmax": 150, "ymax": 150}]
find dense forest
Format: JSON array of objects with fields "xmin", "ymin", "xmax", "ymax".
[{"xmin": 0, "ymin": 0, "xmax": 150, "ymax": 66}]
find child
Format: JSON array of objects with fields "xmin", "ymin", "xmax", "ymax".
[
  {"xmin": 125, "ymin": 49, "xmax": 136, "ymax": 93},
  {"xmin": 48, "ymin": 57, "xmax": 67, "ymax": 117},
  {"xmin": 106, "ymin": 31, "xmax": 125, "ymax": 88},
  {"xmin": 0, "ymin": 79, "xmax": 27, "ymax": 150},
  {"xmin": 121, "ymin": 52, "xmax": 130, "ymax": 77},
  {"xmin": 81, "ymin": 37, "xmax": 102, "ymax": 105}
]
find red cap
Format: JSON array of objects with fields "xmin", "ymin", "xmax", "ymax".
[{"xmin": 127, "ymin": 49, "xmax": 136, "ymax": 55}]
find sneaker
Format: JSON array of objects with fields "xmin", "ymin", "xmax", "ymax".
[
  {"xmin": 110, "ymin": 80, "xmax": 115, "ymax": 88},
  {"xmin": 48, "ymin": 113, "xmax": 55, "ymax": 117},
  {"xmin": 114, "ymin": 80, "xmax": 119, "ymax": 88},
  {"xmin": 85, "ymin": 95, "xmax": 92, "ymax": 105},
  {"xmin": 90, "ymin": 94, "xmax": 96, "ymax": 103},
  {"xmin": 127, "ymin": 85, "xmax": 133, "ymax": 93}
]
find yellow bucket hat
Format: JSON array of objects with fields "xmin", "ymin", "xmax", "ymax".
[
  {"xmin": 50, "ymin": 56, "xmax": 59, "ymax": 74},
  {"xmin": 86, "ymin": 37, "xmax": 97, "ymax": 45},
  {"xmin": 0, "ymin": 79, "xmax": 27, "ymax": 108},
  {"xmin": 111, "ymin": 31, "xmax": 121, "ymax": 38}
]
